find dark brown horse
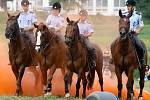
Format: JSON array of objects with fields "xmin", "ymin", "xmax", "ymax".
[
  {"xmin": 5, "ymin": 13, "xmax": 40, "ymax": 96},
  {"xmin": 111, "ymin": 10, "xmax": 147, "ymax": 100},
  {"xmin": 64, "ymin": 17, "xmax": 103, "ymax": 98},
  {"xmin": 34, "ymin": 23, "xmax": 68, "ymax": 96}
]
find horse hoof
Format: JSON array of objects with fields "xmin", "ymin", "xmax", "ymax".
[
  {"xmin": 44, "ymin": 92, "xmax": 52, "ymax": 96},
  {"xmin": 138, "ymin": 97, "xmax": 143, "ymax": 100},
  {"xmin": 117, "ymin": 97, "xmax": 122, "ymax": 100},
  {"xmin": 75, "ymin": 95, "xmax": 79, "ymax": 98},
  {"xmin": 132, "ymin": 96, "xmax": 136, "ymax": 100},
  {"xmin": 16, "ymin": 93, "xmax": 19, "ymax": 96},
  {"xmin": 65, "ymin": 93, "xmax": 70, "ymax": 98},
  {"xmin": 82, "ymin": 94, "xmax": 86, "ymax": 98},
  {"xmin": 126, "ymin": 98, "xmax": 131, "ymax": 100},
  {"xmin": 131, "ymin": 93, "xmax": 134, "ymax": 96}
]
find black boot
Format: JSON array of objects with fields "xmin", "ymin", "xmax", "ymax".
[
  {"xmin": 140, "ymin": 58, "xmax": 145, "ymax": 68},
  {"xmin": 88, "ymin": 48, "xmax": 96, "ymax": 70}
]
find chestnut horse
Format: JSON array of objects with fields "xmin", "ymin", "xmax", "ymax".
[
  {"xmin": 111, "ymin": 10, "xmax": 147, "ymax": 100},
  {"xmin": 5, "ymin": 13, "xmax": 40, "ymax": 96},
  {"xmin": 34, "ymin": 23, "xmax": 68, "ymax": 96},
  {"xmin": 64, "ymin": 18, "xmax": 103, "ymax": 98}
]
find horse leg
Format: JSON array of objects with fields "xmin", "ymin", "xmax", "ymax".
[
  {"xmin": 16, "ymin": 66, "xmax": 25, "ymax": 96},
  {"xmin": 126, "ymin": 69, "xmax": 134, "ymax": 100},
  {"xmin": 75, "ymin": 77, "xmax": 81, "ymax": 97},
  {"xmin": 64, "ymin": 68, "xmax": 71, "ymax": 97},
  {"xmin": 12, "ymin": 66, "xmax": 19, "ymax": 95},
  {"xmin": 138, "ymin": 67, "xmax": 145, "ymax": 99},
  {"xmin": 28, "ymin": 66, "xmax": 40, "ymax": 89},
  {"xmin": 81, "ymin": 72, "xmax": 87, "ymax": 98},
  {"xmin": 40, "ymin": 67, "xmax": 48, "ymax": 95},
  {"xmin": 68, "ymin": 72, "xmax": 73, "ymax": 86},
  {"xmin": 96, "ymin": 65, "xmax": 103, "ymax": 91},
  {"xmin": 116, "ymin": 68, "xmax": 123, "ymax": 100},
  {"xmin": 46, "ymin": 66, "xmax": 56, "ymax": 96},
  {"xmin": 131, "ymin": 79, "xmax": 134, "ymax": 96}
]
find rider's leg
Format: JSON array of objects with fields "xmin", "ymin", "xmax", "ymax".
[
  {"xmin": 132, "ymin": 35, "xmax": 145, "ymax": 67},
  {"xmin": 84, "ymin": 38, "xmax": 96, "ymax": 69},
  {"xmin": 26, "ymin": 32, "xmax": 37, "ymax": 66}
]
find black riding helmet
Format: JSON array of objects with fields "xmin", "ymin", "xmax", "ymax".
[
  {"xmin": 126, "ymin": 0, "xmax": 136, "ymax": 6},
  {"xmin": 53, "ymin": 2, "xmax": 61, "ymax": 10},
  {"xmin": 21, "ymin": 0, "xmax": 29, "ymax": 6}
]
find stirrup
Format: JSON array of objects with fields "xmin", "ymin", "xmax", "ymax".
[{"xmin": 146, "ymin": 65, "xmax": 150, "ymax": 71}]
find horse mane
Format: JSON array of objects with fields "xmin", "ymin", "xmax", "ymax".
[{"xmin": 20, "ymin": 32, "xmax": 30, "ymax": 42}]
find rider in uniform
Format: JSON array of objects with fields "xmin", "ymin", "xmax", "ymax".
[
  {"xmin": 18, "ymin": 0, "xmax": 37, "ymax": 46},
  {"xmin": 18, "ymin": 0, "xmax": 37, "ymax": 65},
  {"xmin": 46, "ymin": 2, "xmax": 64, "ymax": 35},
  {"xmin": 123, "ymin": 0, "xmax": 145, "ymax": 68},
  {"xmin": 78, "ymin": 9, "xmax": 96, "ymax": 70}
]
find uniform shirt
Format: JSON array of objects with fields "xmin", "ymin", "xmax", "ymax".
[
  {"xmin": 77, "ymin": 20, "xmax": 94, "ymax": 35},
  {"xmin": 18, "ymin": 11, "xmax": 37, "ymax": 29},
  {"xmin": 46, "ymin": 14, "xmax": 64, "ymax": 30},
  {"xmin": 124, "ymin": 11, "xmax": 144, "ymax": 31}
]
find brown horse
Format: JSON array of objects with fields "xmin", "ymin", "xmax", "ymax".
[
  {"xmin": 34, "ymin": 23, "xmax": 67, "ymax": 96},
  {"xmin": 64, "ymin": 17, "xmax": 103, "ymax": 98},
  {"xmin": 111, "ymin": 10, "xmax": 147, "ymax": 100},
  {"xmin": 5, "ymin": 13, "xmax": 40, "ymax": 96}
]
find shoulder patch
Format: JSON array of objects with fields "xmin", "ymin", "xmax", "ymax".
[
  {"xmin": 135, "ymin": 11, "xmax": 141, "ymax": 15},
  {"xmin": 29, "ymin": 11, "xmax": 34, "ymax": 13}
]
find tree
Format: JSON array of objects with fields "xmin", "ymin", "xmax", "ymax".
[
  {"xmin": 136, "ymin": 0, "xmax": 150, "ymax": 18},
  {"xmin": 0, "ymin": 0, "xmax": 7, "ymax": 10}
]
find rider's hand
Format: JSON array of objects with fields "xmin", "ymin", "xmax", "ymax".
[{"xmin": 24, "ymin": 27, "xmax": 30, "ymax": 31}]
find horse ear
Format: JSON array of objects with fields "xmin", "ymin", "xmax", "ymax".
[
  {"xmin": 76, "ymin": 19, "xmax": 80, "ymax": 24},
  {"xmin": 34, "ymin": 23, "xmax": 38, "ymax": 28},
  {"xmin": 7, "ymin": 12, "xmax": 11, "ymax": 18},
  {"xmin": 66, "ymin": 17, "xmax": 70, "ymax": 23},
  {"xmin": 127, "ymin": 11, "xmax": 133, "ymax": 18},
  {"xmin": 119, "ymin": 9, "xmax": 123, "ymax": 18},
  {"xmin": 43, "ymin": 25, "xmax": 47, "ymax": 29},
  {"xmin": 15, "ymin": 13, "xmax": 20, "ymax": 19}
]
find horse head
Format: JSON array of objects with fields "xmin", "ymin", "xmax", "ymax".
[
  {"xmin": 119, "ymin": 9, "xmax": 131, "ymax": 41},
  {"xmin": 5, "ymin": 13, "xmax": 20, "ymax": 40},
  {"xmin": 34, "ymin": 23, "xmax": 51, "ymax": 51},
  {"xmin": 65, "ymin": 17, "xmax": 80, "ymax": 47}
]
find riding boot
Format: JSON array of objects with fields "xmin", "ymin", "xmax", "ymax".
[
  {"xmin": 88, "ymin": 48, "xmax": 96, "ymax": 70},
  {"xmin": 140, "ymin": 58, "xmax": 145, "ymax": 68},
  {"xmin": 132, "ymin": 35, "xmax": 145, "ymax": 68}
]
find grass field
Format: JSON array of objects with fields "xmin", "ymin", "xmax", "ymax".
[
  {"xmin": 0, "ymin": 96, "xmax": 84, "ymax": 100},
  {"xmin": 0, "ymin": 12, "xmax": 150, "ymax": 99}
]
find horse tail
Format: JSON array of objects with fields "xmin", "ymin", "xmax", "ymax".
[{"xmin": 87, "ymin": 69, "xmax": 95, "ymax": 90}]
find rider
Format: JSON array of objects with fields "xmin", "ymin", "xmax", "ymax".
[
  {"xmin": 124, "ymin": 0, "xmax": 145, "ymax": 68},
  {"xmin": 78, "ymin": 9, "xmax": 96, "ymax": 70},
  {"xmin": 18, "ymin": 0, "xmax": 37, "ymax": 45},
  {"xmin": 46, "ymin": 2, "xmax": 64, "ymax": 34},
  {"xmin": 18, "ymin": 0, "xmax": 37, "ymax": 66}
]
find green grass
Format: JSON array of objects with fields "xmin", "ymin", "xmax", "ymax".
[
  {"xmin": 0, "ymin": 12, "xmax": 6, "ymax": 41},
  {"xmin": 0, "ymin": 96, "xmax": 83, "ymax": 100},
  {"xmin": 140, "ymin": 25, "xmax": 150, "ymax": 64}
]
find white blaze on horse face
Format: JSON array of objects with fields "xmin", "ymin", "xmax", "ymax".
[{"xmin": 35, "ymin": 31, "xmax": 41, "ymax": 51}]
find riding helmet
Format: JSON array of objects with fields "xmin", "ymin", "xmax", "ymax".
[
  {"xmin": 52, "ymin": 2, "xmax": 61, "ymax": 10},
  {"xmin": 126, "ymin": 0, "xmax": 136, "ymax": 6},
  {"xmin": 79, "ymin": 9, "xmax": 88, "ymax": 16},
  {"xmin": 21, "ymin": 0, "xmax": 29, "ymax": 6}
]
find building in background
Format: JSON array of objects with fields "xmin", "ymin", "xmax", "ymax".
[
  {"xmin": 0, "ymin": 0, "xmax": 7, "ymax": 11},
  {"xmin": 80, "ymin": 0, "xmax": 126, "ymax": 15},
  {"xmin": 2, "ymin": 0, "xmax": 126, "ymax": 16}
]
